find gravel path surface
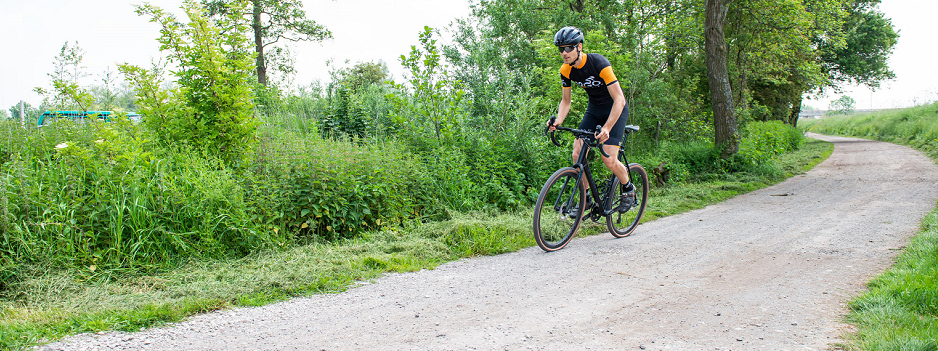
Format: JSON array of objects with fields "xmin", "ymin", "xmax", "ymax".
[{"xmin": 38, "ymin": 134, "xmax": 938, "ymax": 351}]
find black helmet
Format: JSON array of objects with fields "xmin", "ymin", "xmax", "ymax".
[{"xmin": 554, "ymin": 26, "xmax": 584, "ymax": 47}]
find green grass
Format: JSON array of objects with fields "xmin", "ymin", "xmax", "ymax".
[
  {"xmin": 843, "ymin": 209, "xmax": 938, "ymax": 350},
  {"xmin": 803, "ymin": 102, "xmax": 938, "ymax": 350},
  {"xmin": 0, "ymin": 136, "xmax": 833, "ymax": 351},
  {"xmin": 802, "ymin": 102, "xmax": 938, "ymax": 160}
]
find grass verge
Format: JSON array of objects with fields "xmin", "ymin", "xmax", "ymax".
[
  {"xmin": 843, "ymin": 209, "xmax": 938, "ymax": 350},
  {"xmin": 0, "ymin": 137, "xmax": 833, "ymax": 351}
]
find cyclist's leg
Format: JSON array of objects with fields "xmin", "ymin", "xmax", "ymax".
[
  {"xmin": 573, "ymin": 112, "xmax": 602, "ymax": 164},
  {"xmin": 599, "ymin": 103, "xmax": 631, "ymax": 184},
  {"xmin": 601, "ymin": 144, "xmax": 630, "ymax": 184},
  {"xmin": 571, "ymin": 138, "xmax": 583, "ymax": 164}
]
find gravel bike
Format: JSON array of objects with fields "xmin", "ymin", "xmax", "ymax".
[{"xmin": 532, "ymin": 118, "xmax": 649, "ymax": 252}]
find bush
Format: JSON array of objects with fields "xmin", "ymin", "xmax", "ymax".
[
  {"xmin": 643, "ymin": 121, "xmax": 803, "ymax": 184},
  {"xmin": 0, "ymin": 119, "xmax": 280, "ymax": 280},
  {"xmin": 121, "ymin": 0, "xmax": 258, "ymax": 167},
  {"xmin": 248, "ymin": 131, "xmax": 446, "ymax": 242},
  {"xmin": 739, "ymin": 121, "xmax": 804, "ymax": 164}
]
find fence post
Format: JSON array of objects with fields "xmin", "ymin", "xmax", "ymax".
[{"xmin": 19, "ymin": 100, "xmax": 25, "ymax": 128}]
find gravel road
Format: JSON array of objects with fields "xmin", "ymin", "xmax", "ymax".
[{"xmin": 39, "ymin": 133, "xmax": 938, "ymax": 351}]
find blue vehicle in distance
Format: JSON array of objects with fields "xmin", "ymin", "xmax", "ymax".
[{"xmin": 38, "ymin": 111, "xmax": 141, "ymax": 127}]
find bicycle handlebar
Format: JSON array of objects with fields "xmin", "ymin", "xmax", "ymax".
[{"xmin": 545, "ymin": 116, "xmax": 610, "ymax": 158}]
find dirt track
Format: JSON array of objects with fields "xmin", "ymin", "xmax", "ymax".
[{"xmin": 39, "ymin": 133, "xmax": 938, "ymax": 351}]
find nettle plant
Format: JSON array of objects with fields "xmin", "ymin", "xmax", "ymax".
[{"xmin": 120, "ymin": 0, "xmax": 258, "ymax": 167}]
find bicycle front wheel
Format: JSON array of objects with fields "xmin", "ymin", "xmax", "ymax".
[
  {"xmin": 606, "ymin": 163, "xmax": 649, "ymax": 238},
  {"xmin": 533, "ymin": 167, "xmax": 586, "ymax": 252}
]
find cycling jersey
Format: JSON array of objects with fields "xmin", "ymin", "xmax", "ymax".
[{"xmin": 560, "ymin": 53, "xmax": 618, "ymax": 106}]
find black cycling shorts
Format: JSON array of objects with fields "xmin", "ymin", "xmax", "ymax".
[{"xmin": 578, "ymin": 102, "xmax": 629, "ymax": 146}]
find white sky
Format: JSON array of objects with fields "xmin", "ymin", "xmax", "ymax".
[
  {"xmin": 1, "ymin": 0, "xmax": 935, "ymax": 111},
  {"xmin": 0, "ymin": 0, "xmax": 471, "ymax": 110}
]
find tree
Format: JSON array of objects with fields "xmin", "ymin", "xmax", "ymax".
[
  {"xmin": 820, "ymin": 0, "xmax": 898, "ymax": 88},
  {"xmin": 202, "ymin": 0, "xmax": 331, "ymax": 86},
  {"xmin": 705, "ymin": 0, "xmax": 739, "ymax": 158},
  {"xmin": 33, "ymin": 41, "xmax": 95, "ymax": 112},
  {"xmin": 828, "ymin": 95, "xmax": 856, "ymax": 115},
  {"xmin": 727, "ymin": 0, "xmax": 897, "ymax": 127},
  {"xmin": 7, "ymin": 101, "xmax": 39, "ymax": 124},
  {"xmin": 321, "ymin": 60, "xmax": 391, "ymax": 138},
  {"xmin": 387, "ymin": 26, "xmax": 468, "ymax": 150},
  {"xmin": 122, "ymin": 0, "xmax": 258, "ymax": 166}
]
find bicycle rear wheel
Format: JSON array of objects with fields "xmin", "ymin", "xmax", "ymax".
[
  {"xmin": 606, "ymin": 163, "xmax": 648, "ymax": 238},
  {"xmin": 533, "ymin": 167, "xmax": 586, "ymax": 251}
]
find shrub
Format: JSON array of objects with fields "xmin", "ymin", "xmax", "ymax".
[
  {"xmin": 739, "ymin": 121, "xmax": 804, "ymax": 165},
  {"xmin": 121, "ymin": 0, "xmax": 258, "ymax": 167},
  {"xmin": 0, "ymin": 119, "xmax": 278, "ymax": 279},
  {"xmin": 248, "ymin": 132, "xmax": 446, "ymax": 242}
]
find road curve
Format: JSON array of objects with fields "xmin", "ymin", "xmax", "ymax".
[{"xmin": 40, "ymin": 134, "xmax": 938, "ymax": 351}]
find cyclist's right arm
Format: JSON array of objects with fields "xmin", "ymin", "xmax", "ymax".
[{"xmin": 551, "ymin": 87, "xmax": 574, "ymax": 131}]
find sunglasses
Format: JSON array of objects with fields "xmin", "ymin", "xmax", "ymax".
[{"xmin": 558, "ymin": 45, "xmax": 577, "ymax": 53}]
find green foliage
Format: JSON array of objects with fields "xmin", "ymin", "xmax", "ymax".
[
  {"xmin": 739, "ymin": 120, "xmax": 805, "ymax": 164},
  {"xmin": 0, "ymin": 119, "xmax": 280, "ymax": 284},
  {"xmin": 388, "ymin": 26, "xmax": 469, "ymax": 150},
  {"xmin": 821, "ymin": 0, "xmax": 899, "ymax": 89},
  {"xmin": 33, "ymin": 42, "xmax": 96, "ymax": 113},
  {"xmin": 121, "ymin": 0, "xmax": 258, "ymax": 167},
  {"xmin": 321, "ymin": 61, "xmax": 392, "ymax": 139},
  {"xmin": 828, "ymin": 95, "xmax": 857, "ymax": 116},
  {"xmin": 6, "ymin": 103, "xmax": 40, "ymax": 125},
  {"xmin": 641, "ymin": 121, "xmax": 803, "ymax": 184},
  {"xmin": 248, "ymin": 131, "xmax": 446, "ymax": 241}
]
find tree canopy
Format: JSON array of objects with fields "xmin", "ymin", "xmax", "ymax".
[
  {"xmin": 454, "ymin": 0, "xmax": 897, "ymax": 155},
  {"xmin": 202, "ymin": 0, "xmax": 332, "ymax": 86}
]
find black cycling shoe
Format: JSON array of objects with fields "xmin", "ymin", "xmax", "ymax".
[
  {"xmin": 618, "ymin": 182, "xmax": 637, "ymax": 213},
  {"xmin": 623, "ymin": 182, "xmax": 635, "ymax": 193}
]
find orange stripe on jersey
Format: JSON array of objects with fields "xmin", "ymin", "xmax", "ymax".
[
  {"xmin": 599, "ymin": 66, "xmax": 617, "ymax": 85},
  {"xmin": 559, "ymin": 64, "xmax": 572, "ymax": 79}
]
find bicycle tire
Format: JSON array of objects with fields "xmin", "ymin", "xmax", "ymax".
[
  {"xmin": 606, "ymin": 163, "xmax": 648, "ymax": 238},
  {"xmin": 533, "ymin": 167, "xmax": 586, "ymax": 251}
]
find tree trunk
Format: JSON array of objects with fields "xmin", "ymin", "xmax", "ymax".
[
  {"xmin": 790, "ymin": 95, "xmax": 802, "ymax": 128},
  {"xmin": 252, "ymin": 0, "xmax": 267, "ymax": 86},
  {"xmin": 705, "ymin": 0, "xmax": 739, "ymax": 158}
]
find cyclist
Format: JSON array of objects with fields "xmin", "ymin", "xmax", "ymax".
[{"xmin": 547, "ymin": 26, "xmax": 634, "ymax": 194}]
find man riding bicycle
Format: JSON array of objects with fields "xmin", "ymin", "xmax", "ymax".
[{"xmin": 546, "ymin": 26, "xmax": 634, "ymax": 193}]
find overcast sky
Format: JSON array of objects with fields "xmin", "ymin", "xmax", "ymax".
[
  {"xmin": 0, "ymin": 0, "xmax": 471, "ymax": 110},
  {"xmin": 1, "ymin": 0, "xmax": 935, "ymax": 111}
]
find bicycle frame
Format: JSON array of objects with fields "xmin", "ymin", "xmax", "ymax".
[
  {"xmin": 553, "ymin": 131, "xmax": 636, "ymax": 217},
  {"xmin": 534, "ymin": 120, "xmax": 645, "ymax": 251}
]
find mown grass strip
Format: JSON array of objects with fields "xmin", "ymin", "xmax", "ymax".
[{"xmin": 0, "ymin": 137, "xmax": 833, "ymax": 351}]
